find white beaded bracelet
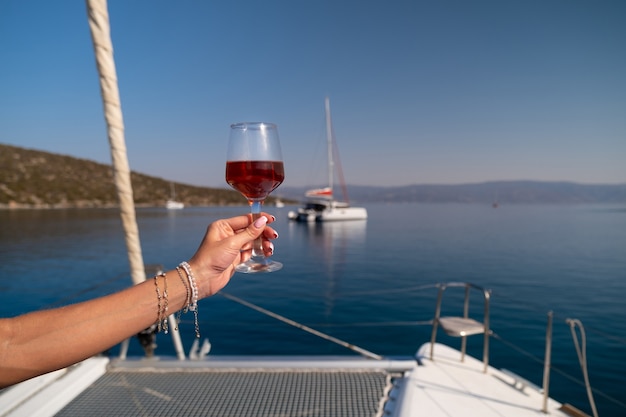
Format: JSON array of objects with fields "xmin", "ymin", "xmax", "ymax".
[
  {"xmin": 179, "ymin": 261, "xmax": 198, "ymax": 311},
  {"xmin": 179, "ymin": 261, "xmax": 200, "ymax": 338}
]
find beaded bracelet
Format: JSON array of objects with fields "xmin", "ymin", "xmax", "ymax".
[
  {"xmin": 179, "ymin": 261, "xmax": 198, "ymax": 312},
  {"xmin": 162, "ymin": 271, "xmax": 169, "ymax": 334},
  {"xmin": 175, "ymin": 266, "xmax": 190, "ymax": 331},
  {"xmin": 179, "ymin": 261, "xmax": 200, "ymax": 338},
  {"xmin": 153, "ymin": 272, "xmax": 168, "ymax": 334}
]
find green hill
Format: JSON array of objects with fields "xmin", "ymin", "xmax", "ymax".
[{"xmin": 0, "ymin": 143, "xmax": 277, "ymax": 209}]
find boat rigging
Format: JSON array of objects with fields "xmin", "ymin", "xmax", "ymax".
[{"xmin": 288, "ymin": 97, "xmax": 368, "ymax": 222}]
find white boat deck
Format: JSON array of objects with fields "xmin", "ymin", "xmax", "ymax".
[
  {"xmin": 0, "ymin": 342, "xmax": 582, "ymax": 417},
  {"xmin": 400, "ymin": 343, "xmax": 572, "ymax": 417}
]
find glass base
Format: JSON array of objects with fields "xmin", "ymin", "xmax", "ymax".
[{"xmin": 235, "ymin": 259, "xmax": 283, "ymax": 273}]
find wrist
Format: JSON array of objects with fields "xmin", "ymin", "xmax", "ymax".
[{"xmin": 184, "ymin": 260, "xmax": 209, "ymax": 298}]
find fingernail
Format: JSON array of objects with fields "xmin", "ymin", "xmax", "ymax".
[
  {"xmin": 268, "ymin": 242, "xmax": 274, "ymax": 255},
  {"xmin": 254, "ymin": 216, "xmax": 268, "ymax": 228},
  {"xmin": 270, "ymin": 215, "xmax": 276, "ymax": 222},
  {"xmin": 273, "ymin": 231, "xmax": 279, "ymax": 239}
]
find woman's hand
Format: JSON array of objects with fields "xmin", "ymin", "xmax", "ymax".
[{"xmin": 188, "ymin": 213, "xmax": 277, "ymax": 297}]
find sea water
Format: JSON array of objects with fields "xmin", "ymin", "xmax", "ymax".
[{"xmin": 1, "ymin": 203, "xmax": 625, "ymax": 416}]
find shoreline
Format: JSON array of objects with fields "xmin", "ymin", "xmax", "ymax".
[{"xmin": 0, "ymin": 202, "xmax": 245, "ymax": 210}]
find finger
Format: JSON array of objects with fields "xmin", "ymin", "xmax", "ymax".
[
  {"xmin": 225, "ymin": 215, "xmax": 268, "ymax": 251},
  {"xmin": 239, "ymin": 248, "xmax": 252, "ymax": 263},
  {"xmin": 263, "ymin": 226, "xmax": 279, "ymax": 240},
  {"xmin": 262, "ymin": 240, "xmax": 274, "ymax": 257},
  {"xmin": 262, "ymin": 213, "xmax": 276, "ymax": 224}
]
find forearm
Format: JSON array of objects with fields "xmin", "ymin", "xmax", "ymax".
[
  {"xmin": 0, "ymin": 213, "xmax": 272, "ymax": 388},
  {"xmin": 0, "ymin": 270, "xmax": 187, "ymax": 388}
]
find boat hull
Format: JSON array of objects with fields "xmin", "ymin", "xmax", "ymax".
[
  {"xmin": 288, "ymin": 206, "xmax": 367, "ymax": 222},
  {"xmin": 165, "ymin": 200, "xmax": 184, "ymax": 210}
]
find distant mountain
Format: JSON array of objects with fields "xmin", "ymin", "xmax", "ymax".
[
  {"xmin": 0, "ymin": 143, "xmax": 282, "ymax": 209},
  {"xmin": 2, "ymin": 143, "xmax": 624, "ymax": 208},
  {"xmin": 281, "ymin": 181, "xmax": 626, "ymax": 204}
]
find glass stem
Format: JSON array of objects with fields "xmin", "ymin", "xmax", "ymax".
[{"xmin": 250, "ymin": 200, "xmax": 264, "ymax": 258}]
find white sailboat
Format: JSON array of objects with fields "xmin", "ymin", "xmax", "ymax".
[
  {"xmin": 288, "ymin": 97, "xmax": 367, "ymax": 222},
  {"xmin": 165, "ymin": 182, "xmax": 184, "ymax": 210}
]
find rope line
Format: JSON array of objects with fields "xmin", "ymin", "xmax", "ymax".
[
  {"xmin": 219, "ymin": 291, "xmax": 384, "ymax": 360},
  {"xmin": 493, "ymin": 329, "xmax": 625, "ymax": 409},
  {"xmin": 86, "ymin": 0, "xmax": 146, "ymax": 286},
  {"xmin": 567, "ymin": 318, "xmax": 599, "ymax": 417}
]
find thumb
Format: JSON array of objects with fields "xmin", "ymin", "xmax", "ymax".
[{"xmin": 230, "ymin": 215, "xmax": 268, "ymax": 249}]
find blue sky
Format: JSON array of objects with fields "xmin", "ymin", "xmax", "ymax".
[{"xmin": 1, "ymin": 1, "xmax": 624, "ymax": 188}]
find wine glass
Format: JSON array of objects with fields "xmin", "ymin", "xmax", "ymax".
[{"xmin": 226, "ymin": 122, "xmax": 285, "ymax": 273}]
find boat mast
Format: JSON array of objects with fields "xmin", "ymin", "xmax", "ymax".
[{"xmin": 325, "ymin": 96, "xmax": 334, "ymax": 194}]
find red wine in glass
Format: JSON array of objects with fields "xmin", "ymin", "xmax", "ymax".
[
  {"xmin": 225, "ymin": 160, "xmax": 285, "ymax": 201},
  {"xmin": 226, "ymin": 122, "xmax": 284, "ymax": 273}
]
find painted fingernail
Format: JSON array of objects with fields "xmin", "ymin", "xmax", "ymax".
[
  {"xmin": 254, "ymin": 216, "xmax": 268, "ymax": 228},
  {"xmin": 271, "ymin": 215, "xmax": 276, "ymax": 222},
  {"xmin": 273, "ymin": 231, "xmax": 279, "ymax": 239},
  {"xmin": 268, "ymin": 242, "xmax": 274, "ymax": 255}
]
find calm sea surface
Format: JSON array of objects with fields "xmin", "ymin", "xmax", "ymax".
[{"xmin": 1, "ymin": 203, "xmax": 625, "ymax": 416}]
